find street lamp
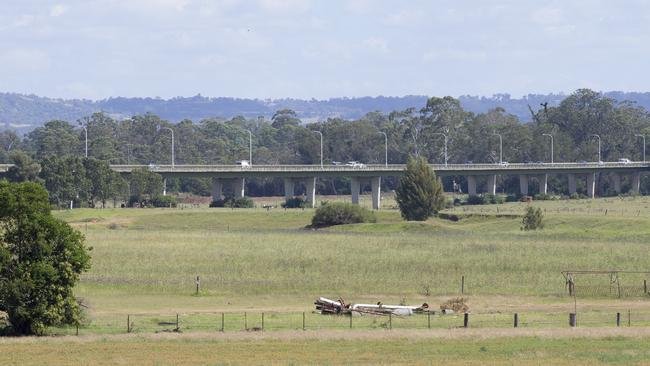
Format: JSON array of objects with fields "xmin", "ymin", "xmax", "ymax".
[
  {"xmin": 432, "ymin": 132, "xmax": 448, "ymax": 166},
  {"xmin": 542, "ymin": 133, "xmax": 554, "ymax": 163},
  {"xmin": 589, "ymin": 134, "xmax": 601, "ymax": 162},
  {"xmin": 81, "ymin": 126, "xmax": 88, "ymax": 158},
  {"xmin": 378, "ymin": 131, "xmax": 388, "ymax": 167},
  {"xmin": 313, "ymin": 130, "xmax": 323, "ymax": 168},
  {"xmin": 245, "ymin": 129, "xmax": 252, "ymax": 165},
  {"xmin": 491, "ymin": 133, "xmax": 503, "ymax": 164},
  {"xmin": 635, "ymin": 134, "xmax": 646, "ymax": 162},
  {"xmin": 161, "ymin": 127, "xmax": 174, "ymax": 167}
]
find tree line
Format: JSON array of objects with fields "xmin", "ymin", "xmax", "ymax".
[{"xmin": 1, "ymin": 88, "xmax": 650, "ymax": 204}]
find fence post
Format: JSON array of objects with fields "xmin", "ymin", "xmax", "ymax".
[
  {"xmin": 461, "ymin": 275, "xmax": 465, "ymax": 294},
  {"xmin": 261, "ymin": 313, "xmax": 264, "ymax": 331},
  {"xmin": 427, "ymin": 311, "xmax": 431, "ymax": 329},
  {"xmin": 514, "ymin": 313, "xmax": 518, "ymax": 328},
  {"xmin": 244, "ymin": 312, "xmax": 248, "ymax": 331},
  {"xmin": 389, "ymin": 313, "xmax": 392, "ymax": 330},
  {"xmin": 195, "ymin": 276, "xmax": 200, "ymax": 295},
  {"xmin": 176, "ymin": 313, "xmax": 179, "ymax": 332},
  {"xmin": 569, "ymin": 313, "xmax": 577, "ymax": 327},
  {"xmin": 644, "ymin": 280, "xmax": 647, "ymax": 294},
  {"xmin": 302, "ymin": 312, "xmax": 306, "ymax": 331},
  {"xmin": 349, "ymin": 314, "xmax": 352, "ymax": 329},
  {"xmin": 616, "ymin": 312, "xmax": 621, "ymax": 327},
  {"xmin": 127, "ymin": 314, "xmax": 131, "ymax": 333},
  {"xmin": 628, "ymin": 309, "xmax": 631, "ymax": 327},
  {"xmin": 221, "ymin": 313, "xmax": 224, "ymax": 332},
  {"xmin": 463, "ymin": 313, "xmax": 469, "ymax": 328}
]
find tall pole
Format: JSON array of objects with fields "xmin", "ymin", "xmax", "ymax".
[
  {"xmin": 378, "ymin": 131, "xmax": 388, "ymax": 167},
  {"xmin": 82, "ymin": 126, "xmax": 88, "ymax": 158},
  {"xmin": 491, "ymin": 133, "xmax": 503, "ymax": 164},
  {"xmin": 162, "ymin": 127, "xmax": 174, "ymax": 167},
  {"xmin": 542, "ymin": 133, "xmax": 553, "ymax": 163},
  {"xmin": 245, "ymin": 129, "xmax": 252, "ymax": 165},
  {"xmin": 313, "ymin": 130, "xmax": 323, "ymax": 168},
  {"xmin": 635, "ymin": 134, "xmax": 646, "ymax": 162},
  {"xmin": 589, "ymin": 134, "xmax": 601, "ymax": 162},
  {"xmin": 432, "ymin": 133, "xmax": 448, "ymax": 166}
]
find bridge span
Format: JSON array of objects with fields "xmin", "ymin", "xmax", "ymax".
[
  {"xmin": 110, "ymin": 162, "xmax": 650, "ymax": 209},
  {"xmin": 2, "ymin": 162, "xmax": 648, "ymax": 209}
]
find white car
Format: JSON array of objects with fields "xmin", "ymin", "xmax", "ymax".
[
  {"xmin": 345, "ymin": 161, "xmax": 366, "ymax": 168},
  {"xmin": 236, "ymin": 160, "xmax": 251, "ymax": 168},
  {"xmin": 498, "ymin": 161, "xmax": 509, "ymax": 166},
  {"xmin": 618, "ymin": 158, "xmax": 631, "ymax": 164}
]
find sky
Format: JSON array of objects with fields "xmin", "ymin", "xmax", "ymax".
[{"xmin": 1, "ymin": 0, "xmax": 649, "ymax": 100}]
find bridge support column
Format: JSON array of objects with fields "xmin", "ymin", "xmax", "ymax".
[
  {"xmin": 487, "ymin": 175, "xmax": 497, "ymax": 195},
  {"xmin": 351, "ymin": 177, "xmax": 360, "ymax": 204},
  {"xmin": 163, "ymin": 178, "xmax": 167, "ymax": 196},
  {"xmin": 539, "ymin": 174, "xmax": 548, "ymax": 195},
  {"xmin": 232, "ymin": 178, "xmax": 245, "ymax": 198},
  {"xmin": 283, "ymin": 178, "xmax": 295, "ymax": 200},
  {"xmin": 467, "ymin": 176, "xmax": 477, "ymax": 196},
  {"xmin": 519, "ymin": 175, "xmax": 529, "ymax": 196},
  {"xmin": 612, "ymin": 173, "xmax": 621, "ymax": 194},
  {"xmin": 568, "ymin": 174, "xmax": 577, "ymax": 195},
  {"xmin": 211, "ymin": 178, "xmax": 223, "ymax": 201},
  {"xmin": 305, "ymin": 177, "xmax": 316, "ymax": 208},
  {"xmin": 632, "ymin": 172, "xmax": 641, "ymax": 195},
  {"xmin": 586, "ymin": 172, "xmax": 596, "ymax": 198},
  {"xmin": 370, "ymin": 176, "xmax": 381, "ymax": 210}
]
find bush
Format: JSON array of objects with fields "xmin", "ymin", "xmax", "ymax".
[
  {"xmin": 484, "ymin": 193, "xmax": 505, "ymax": 204},
  {"xmin": 395, "ymin": 157, "xmax": 445, "ymax": 221},
  {"xmin": 150, "ymin": 195, "xmax": 177, "ymax": 208},
  {"xmin": 209, "ymin": 196, "xmax": 254, "ymax": 208},
  {"xmin": 282, "ymin": 197, "xmax": 306, "ymax": 209},
  {"xmin": 505, "ymin": 194, "xmax": 521, "ymax": 202},
  {"xmin": 466, "ymin": 195, "xmax": 487, "ymax": 205},
  {"xmin": 533, "ymin": 193, "xmax": 554, "ymax": 201},
  {"xmin": 311, "ymin": 202, "xmax": 376, "ymax": 228},
  {"xmin": 521, "ymin": 206, "xmax": 544, "ymax": 231}
]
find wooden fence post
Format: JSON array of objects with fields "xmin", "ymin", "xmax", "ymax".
[
  {"xmin": 616, "ymin": 312, "xmax": 621, "ymax": 327},
  {"xmin": 221, "ymin": 313, "xmax": 224, "ymax": 332},
  {"xmin": 244, "ymin": 312, "xmax": 248, "ymax": 330},
  {"xmin": 261, "ymin": 313, "xmax": 264, "ymax": 331},
  {"xmin": 463, "ymin": 313, "xmax": 469, "ymax": 328},
  {"xmin": 427, "ymin": 311, "xmax": 431, "ymax": 329},
  {"xmin": 461, "ymin": 276, "xmax": 465, "ymax": 294},
  {"xmin": 569, "ymin": 313, "xmax": 577, "ymax": 327},
  {"xmin": 195, "ymin": 276, "xmax": 200, "ymax": 295},
  {"xmin": 127, "ymin": 315, "xmax": 131, "ymax": 333},
  {"xmin": 349, "ymin": 314, "xmax": 352, "ymax": 329},
  {"xmin": 302, "ymin": 312, "xmax": 306, "ymax": 331},
  {"xmin": 514, "ymin": 313, "xmax": 518, "ymax": 328},
  {"xmin": 628, "ymin": 309, "xmax": 631, "ymax": 327},
  {"xmin": 175, "ymin": 314, "xmax": 179, "ymax": 332},
  {"xmin": 389, "ymin": 313, "xmax": 392, "ymax": 330}
]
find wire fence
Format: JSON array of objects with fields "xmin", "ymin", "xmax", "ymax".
[{"xmin": 48, "ymin": 309, "xmax": 650, "ymax": 336}]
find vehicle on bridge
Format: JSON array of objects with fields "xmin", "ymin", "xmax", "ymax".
[
  {"xmin": 345, "ymin": 161, "xmax": 366, "ymax": 168},
  {"xmin": 236, "ymin": 160, "xmax": 251, "ymax": 168}
]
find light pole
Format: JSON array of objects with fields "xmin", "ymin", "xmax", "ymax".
[
  {"xmin": 82, "ymin": 126, "xmax": 88, "ymax": 158},
  {"xmin": 635, "ymin": 134, "xmax": 646, "ymax": 162},
  {"xmin": 161, "ymin": 127, "xmax": 174, "ymax": 167},
  {"xmin": 542, "ymin": 133, "xmax": 554, "ymax": 163},
  {"xmin": 432, "ymin": 132, "xmax": 448, "ymax": 166},
  {"xmin": 313, "ymin": 130, "xmax": 323, "ymax": 168},
  {"xmin": 245, "ymin": 129, "xmax": 252, "ymax": 165},
  {"xmin": 378, "ymin": 131, "xmax": 388, "ymax": 167},
  {"xmin": 491, "ymin": 133, "xmax": 503, "ymax": 164},
  {"xmin": 589, "ymin": 134, "xmax": 601, "ymax": 162}
]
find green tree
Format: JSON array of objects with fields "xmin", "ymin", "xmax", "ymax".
[
  {"xmin": 128, "ymin": 168, "xmax": 163, "ymax": 204},
  {"xmin": 395, "ymin": 157, "xmax": 445, "ymax": 221},
  {"xmin": 39, "ymin": 156, "xmax": 90, "ymax": 208},
  {"xmin": 83, "ymin": 158, "xmax": 127, "ymax": 208},
  {"xmin": 5, "ymin": 151, "xmax": 41, "ymax": 183},
  {"xmin": 0, "ymin": 181, "xmax": 91, "ymax": 335}
]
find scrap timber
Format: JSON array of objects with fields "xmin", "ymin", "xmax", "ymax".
[{"xmin": 314, "ymin": 297, "xmax": 430, "ymax": 316}]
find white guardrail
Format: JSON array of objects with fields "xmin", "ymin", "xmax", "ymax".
[{"xmin": 107, "ymin": 162, "xmax": 650, "ymax": 173}]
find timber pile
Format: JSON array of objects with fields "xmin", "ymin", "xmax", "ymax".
[{"xmin": 315, "ymin": 297, "xmax": 430, "ymax": 316}]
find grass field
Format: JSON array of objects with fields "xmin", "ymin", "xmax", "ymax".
[{"xmin": 3, "ymin": 195, "xmax": 650, "ymax": 364}]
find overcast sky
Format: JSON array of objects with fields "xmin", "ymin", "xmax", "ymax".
[{"xmin": 1, "ymin": 0, "xmax": 649, "ymax": 100}]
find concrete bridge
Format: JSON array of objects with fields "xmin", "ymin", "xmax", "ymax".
[
  {"xmin": 109, "ymin": 162, "xmax": 650, "ymax": 209},
  {"xmin": 3, "ymin": 162, "xmax": 647, "ymax": 208}
]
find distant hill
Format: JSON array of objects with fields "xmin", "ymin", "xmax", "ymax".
[{"xmin": 2, "ymin": 91, "xmax": 650, "ymax": 133}]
